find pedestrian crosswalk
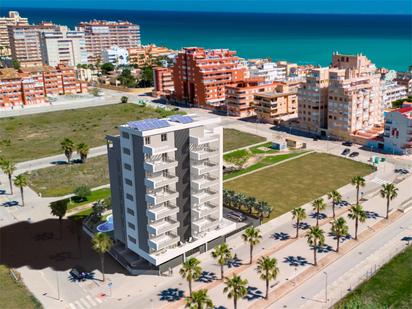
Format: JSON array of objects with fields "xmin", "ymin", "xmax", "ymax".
[
  {"xmin": 67, "ymin": 295, "xmax": 103, "ymax": 309},
  {"xmin": 372, "ymin": 178, "xmax": 390, "ymax": 185}
]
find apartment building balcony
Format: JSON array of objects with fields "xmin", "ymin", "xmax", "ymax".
[
  {"xmin": 190, "ymin": 147, "xmax": 219, "ymax": 161},
  {"xmin": 146, "ymin": 203, "xmax": 179, "ymax": 221},
  {"xmin": 191, "ymin": 161, "xmax": 219, "ymax": 176},
  {"xmin": 147, "ymin": 218, "xmax": 179, "ymax": 236},
  {"xmin": 192, "ymin": 201, "xmax": 219, "ymax": 219},
  {"xmin": 143, "ymin": 144, "xmax": 177, "ymax": 156},
  {"xmin": 148, "ymin": 233, "xmax": 180, "ymax": 252},
  {"xmin": 144, "ymin": 174, "xmax": 178, "ymax": 190},
  {"xmin": 189, "ymin": 133, "xmax": 219, "ymax": 146},
  {"xmin": 192, "ymin": 189, "xmax": 219, "ymax": 205},
  {"xmin": 191, "ymin": 175, "xmax": 219, "ymax": 191},
  {"xmin": 145, "ymin": 189, "xmax": 179, "ymax": 205},
  {"xmin": 192, "ymin": 216, "xmax": 219, "ymax": 234},
  {"xmin": 144, "ymin": 158, "xmax": 178, "ymax": 173}
]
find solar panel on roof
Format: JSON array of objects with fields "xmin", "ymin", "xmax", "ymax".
[
  {"xmin": 127, "ymin": 118, "xmax": 170, "ymax": 131},
  {"xmin": 169, "ymin": 115, "xmax": 194, "ymax": 124}
]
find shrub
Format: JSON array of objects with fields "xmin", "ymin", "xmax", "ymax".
[{"xmin": 73, "ymin": 185, "xmax": 91, "ymax": 202}]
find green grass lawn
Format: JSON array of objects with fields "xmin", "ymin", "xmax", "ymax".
[
  {"xmin": 67, "ymin": 188, "xmax": 111, "ymax": 211},
  {"xmin": 0, "ymin": 265, "xmax": 42, "ymax": 309},
  {"xmin": 249, "ymin": 142, "xmax": 279, "ymax": 154},
  {"xmin": 335, "ymin": 246, "xmax": 412, "ymax": 309},
  {"xmin": 223, "ymin": 128, "xmax": 266, "ymax": 152},
  {"xmin": 0, "ymin": 104, "xmax": 182, "ymax": 162},
  {"xmin": 223, "ymin": 149, "xmax": 252, "ymax": 166},
  {"xmin": 224, "ymin": 153, "xmax": 375, "ymax": 220}
]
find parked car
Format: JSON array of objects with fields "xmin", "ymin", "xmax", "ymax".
[
  {"xmin": 349, "ymin": 152, "xmax": 359, "ymax": 158},
  {"xmin": 69, "ymin": 267, "xmax": 87, "ymax": 281},
  {"xmin": 395, "ymin": 168, "xmax": 410, "ymax": 175},
  {"xmin": 341, "ymin": 148, "xmax": 351, "ymax": 156},
  {"xmin": 342, "ymin": 141, "xmax": 353, "ymax": 147},
  {"xmin": 226, "ymin": 211, "xmax": 246, "ymax": 222}
]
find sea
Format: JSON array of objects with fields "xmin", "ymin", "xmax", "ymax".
[{"xmin": 4, "ymin": 7, "xmax": 412, "ymax": 71}]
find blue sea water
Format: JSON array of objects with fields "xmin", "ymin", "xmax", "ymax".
[{"xmin": 3, "ymin": 7, "xmax": 412, "ymax": 70}]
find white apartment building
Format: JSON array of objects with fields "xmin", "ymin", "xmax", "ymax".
[
  {"xmin": 248, "ymin": 62, "xmax": 287, "ymax": 83},
  {"xmin": 101, "ymin": 46, "xmax": 128, "ymax": 65},
  {"xmin": 107, "ymin": 115, "xmax": 236, "ymax": 272},
  {"xmin": 380, "ymin": 80, "xmax": 407, "ymax": 109},
  {"xmin": 383, "ymin": 106, "xmax": 412, "ymax": 155},
  {"xmin": 0, "ymin": 11, "xmax": 28, "ymax": 56}
]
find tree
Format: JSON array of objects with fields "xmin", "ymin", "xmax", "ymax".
[
  {"xmin": 185, "ymin": 289, "xmax": 213, "ymax": 309},
  {"xmin": 244, "ymin": 196, "xmax": 256, "ymax": 214},
  {"xmin": 256, "ymin": 200, "xmax": 272, "ymax": 224},
  {"xmin": 74, "ymin": 185, "xmax": 91, "ymax": 202},
  {"xmin": 49, "ymin": 199, "xmax": 68, "ymax": 239},
  {"xmin": 348, "ymin": 204, "xmax": 367, "ymax": 240},
  {"xmin": 120, "ymin": 96, "xmax": 128, "ymax": 104},
  {"xmin": 100, "ymin": 62, "xmax": 115, "ymax": 75},
  {"xmin": 242, "ymin": 226, "xmax": 262, "ymax": 264},
  {"xmin": 223, "ymin": 274, "xmax": 248, "ymax": 309},
  {"xmin": 1, "ymin": 160, "xmax": 16, "ymax": 194},
  {"xmin": 211, "ymin": 243, "xmax": 232, "ymax": 280},
  {"xmin": 61, "ymin": 138, "xmax": 75, "ymax": 163},
  {"xmin": 306, "ymin": 226, "xmax": 325, "ymax": 266},
  {"xmin": 291, "ymin": 207, "xmax": 307, "ymax": 238},
  {"xmin": 13, "ymin": 174, "xmax": 28, "ymax": 206},
  {"xmin": 330, "ymin": 217, "xmax": 349, "ymax": 252},
  {"xmin": 92, "ymin": 232, "xmax": 113, "ymax": 282},
  {"xmin": 12, "ymin": 59, "xmax": 20, "ymax": 70},
  {"xmin": 380, "ymin": 183, "xmax": 398, "ymax": 219},
  {"xmin": 179, "ymin": 257, "xmax": 202, "ymax": 298},
  {"xmin": 77, "ymin": 143, "xmax": 90, "ymax": 163},
  {"xmin": 256, "ymin": 256, "xmax": 279, "ymax": 299},
  {"xmin": 90, "ymin": 200, "xmax": 106, "ymax": 223},
  {"xmin": 138, "ymin": 65, "xmax": 154, "ymax": 87},
  {"xmin": 118, "ymin": 68, "xmax": 136, "ymax": 88},
  {"xmin": 327, "ymin": 190, "xmax": 342, "ymax": 219},
  {"xmin": 89, "ymin": 87, "xmax": 100, "ymax": 96},
  {"xmin": 351, "ymin": 176, "xmax": 366, "ymax": 204},
  {"xmin": 312, "ymin": 198, "xmax": 326, "ymax": 226}
]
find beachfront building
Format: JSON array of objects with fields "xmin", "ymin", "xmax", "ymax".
[
  {"xmin": 0, "ymin": 11, "xmax": 28, "ymax": 57},
  {"xmin": 395, "ymin": 70, "xmax": 412, "ymax": 95},
  {"xmin": 173, "ymin": 47, "xmax": 246, "ymax": 109},
  {"xmin": 380, "ymin": 80, "xmax": 407, "ymax": 109},
  {"xmin": 77, "ymin": 20, "xmax": 140, "ymax": 63},
  {"xmin": 101, "ymin": 46, "xmax": 129, "ymax": 65},
  {"xmin": 0, "ymin": 64, "xmax": 88, "ymax": 107},
  {"xmin": 152, "ymin": 67, "xmax": 174, "ymax": 97},
  {"xmin": 248, "ymin": 62, "xmax": 287, "ymax": 83},
  {"xmin": 382, "ymin": 107, "xmax": 412, "ymax": 155},
  {"xmin": 254, "ymin": 83, "xmax": 298, "ymax": 124},
  {"xmin": 128, "ymin": 45, "xmax": 175, "ymax": 67},
  {"xmin": 106, "ymin": 115, "xmax": 236, "ymax": 272}
]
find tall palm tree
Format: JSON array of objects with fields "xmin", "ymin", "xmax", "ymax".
[
  {"xmin": 49, "ymin": 199, "xmax": 68, "ymax": 239},
  {"xmin": 185, "ymin": 289, "xmax": 214, "ymax": 309},
  {"xmin": 380, "ymin": 183, "xmax": 398, "ymax": 219},
  {"xmin": 348, "ymin": 204, "xmax": 367, "ymax": 240},
  {"xmin": 330, "ymin": 217, "xmax": 349, "ymax": 252},
  {"xmin": 312, "ymin": 198, "xmax": 326, "ymax": 226},
  {"xmin": 211, "ymin": 243, "xmax": 232, "ymax": 280},
  {"xmin": 306, "ymin": 226, "xmax": 325, "ymax": 266},
  {"xmin": 223, "ymin": 274, "xmax": 248, "ymax": 309},
  {"xmin": 1, "ymin": 160, "xmax": 16, "ymax": 194},
  {"xmin": 291, "ymin": 207, "xmax": 307, "ymax": 238},
  {"xmin": 61, "ymin": 138, "xmax": 75, "ymax": 163},
  {"xmin": 179, "ymin": 257, "xmax": 202, "ymax": 298},
  {"xmin": 92, "ymin": 232, "xmax": 113, "ymax": 282},
  {"xmin": 77, "ymin": 142, "xmax": 90, "ymax": 163},
  {"xmin": 351, "ymin": 176, "xmax": 366, "ymax": 204},
  {"xmin": 327, "ymin": 190, "xmax": 342, "ymax": 219},
  {"xmin": 13, "ymin": 174, "xmax": 28, "ymax": 206},
  {"xmin": 242, "ymin": 226, "xmax": 262, "ymax": 264},
  {"xmin": 256, "ymin": 256, "xmax": 279, "ymax": 299}
]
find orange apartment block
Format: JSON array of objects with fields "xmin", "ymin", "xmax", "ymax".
[
  {"xmin": 0, "ymin": 64, "xmax": 87, "ymax": 107},
  {"xmin": 152, "ymin": 67, "xmax": 174, "ymax": 97},
  {"xmin": 173, "ymin": 47, "xmax": 246, "ymax": 108},
  {"xmin": 128, "ymin": 45, "xmax": 174, "ymax": 67},
  {"xmin": 254, "ymin": 83, "xmax": 298, "ymax": 124}
]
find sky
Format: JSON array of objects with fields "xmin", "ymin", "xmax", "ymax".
[{"xmin": 2, "ymin": 0, "xmax": 412, "ymax": 15}]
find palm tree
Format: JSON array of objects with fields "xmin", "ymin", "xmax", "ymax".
[
  {"xmin": 61, "ymin": 138, "xmax": 75, "ymax": 163},
  {"xmin": 244, "ymin": 196, "xmax": 256, "ymax": 214},
  {"xmin": 49, "ymin": 199, "xmax": 68, "ymax": 239},
  {"xmin": 312, "ymin": 198, "xmax": 326, "ymax": 226},
  {"xmin": 256, "ymin": 256, "xmax": 279, "ymax": 299},
  {"xmin": 306, "ymin": 226, "xmax": 325, "ymax": 266},
  {"xmin": 291, "ymin": 207, "xmax": 307, "ymax": 238},
  {"xmin": 223, "ymin": 274, "xmax": 248, "ymax": 309},
  {"xmin": 327, "ymin": 190, "xmax": 342, "ymax": 219},
  {"xmin": 242, "ymin": 226, "xmax": 262, "ymax": 264},
  {"xmin": 77, "ymin": 142, "xmax": 90, "ymax": 163},
  {"xmin": 330, "ymin": 217, "xmax": 349, "ymax": 252},
  {"xmin": 1, "ymin": 160, "xmax": 16, "ymax": 194},
  {"xmin": 92, "ymin": 232, "xmax": 113, "ymax": 282},
  {"xmin": 256, "ymin": 201, "xmax": 272, "ymax": 224},
  {"xmin": 211, "ymin": 243, "xmax": 232, "ymax": 280},
  {"xmin": 185, "ymin": 289, "xmax": 214, "ymax": 309},
  {"xmin": 179, "ymin": 257, "xmax": 202, "ymax": 298},
  {"xmin": 380, "ymin": 183, "xmax": 398, "ymax": 219},
  {"xmin": 351, "ymin": 176, "xmax": 366, "ymax": 204},
  {"xmin": 348, "ymin": 204, "xmax": 367, "ymax": 240},
  {"xmin": 13, "ymin": 174, "xmax": 28, "ymax": 206}
]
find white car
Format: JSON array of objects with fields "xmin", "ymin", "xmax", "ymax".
[{"xmin": 226, "ymin": 211, "xmax": 246, "ymax": 222}]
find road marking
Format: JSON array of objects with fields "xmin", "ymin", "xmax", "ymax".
[
  {"xmin": 372, "ymin": 178, "xmax": 389, "ymax": 185},
  {"xmin": 68, "ymin": 304, "xmax": 76, "ymax": 309},
  {"xmin": 74, "ymin": 300, "xmax": 85, "ymax": 309},
  {"xmin": 86, "ymin": 295, "xmax": 97, "ymax": 306},
  {"xmin": 80, "ymin": 298, "xmax": 92, "ymax": 308},
  {"xmin": 95, "ymin": 297, "xmax": 103, "ymax": 304}
]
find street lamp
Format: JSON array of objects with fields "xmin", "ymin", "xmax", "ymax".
[{"xmin": 323, "ymin": 271, "xmax": 328, "ymax": 303}]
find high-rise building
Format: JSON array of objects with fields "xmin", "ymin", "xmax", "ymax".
[
  {"xmin": 106, "ymin": 115, "xmax": 236, "ymax": 271},
  {"xmin": 128, "ymin": 45, "xmax": 175, "ymax": 67},
  {"xmin": 173, "ymin": 47, "xmax": 246, "ymax": 108},
  {"xmin": 380, "ymin": 81, "xmax": 407, "ymax": 109},
  {"xmin": 152, "ymin": 67, "xmax": 174, "ymax": 97},
  {"xmin": 77, "ymin": 20, "xmax": 141, "ymax": 63},
  {"xmin": 0, "ymin": 11, "xmax": 28, "ymax": 56}
]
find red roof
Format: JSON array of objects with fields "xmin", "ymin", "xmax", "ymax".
[{"xmin": 393, "ymin": 106, "xmax": 412, "ymax": 114}]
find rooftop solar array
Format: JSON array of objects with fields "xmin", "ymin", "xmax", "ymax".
[
  {"xmin": 127, "ymin": 118, "xmax": 170, "ymax": 131},
  {"xmin": 169, "ymin": 115, "xmax": 194, "ymax": 124}
]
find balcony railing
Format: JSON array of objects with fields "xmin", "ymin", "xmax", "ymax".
[
  {"xmin": 191, "ymin": 175, "xmax": 219, "ymax": 191},
  {"xmin": 190, "ymin": 148, "xmax": 218, "ymax": 161},
  {"xmin": 146, "ymin": 203, "xmax": 179, "ymax": 221},
  {"xmin": 143, "ymin": 144, "xmax": 176, "ymax": 156},
  {"xmin": 145, "ymin": 174, "xmax": 178, "ymax": 189},
  {"xmin": 147, "ymin": 218, "xmax": 179, "ymax": 236},
  {"xmin": 192, "ymin": 189, "xmax": 218, "ymax": 205},
  {"xmin": 191, "ymin": 161, "xmax": 219, "ymax": 176},
  {"xmin": 146, "ymin": 189, "xmax": 179, "ymax": 205},
  {"xmin": 189, "ymin": 133, "xmax": 219, "ymax": 146},
  {"xmin": 192, "ymin": 216, "xmax": 219, "ymax": 234},
  {"xmin": 192, "ymin": 201, "xmax": 219, "ymax": 219},
  {"xmin": 144, "ymin": 158, "xmax": 178, "ymax": 173},
  {"xmin": 148, "ymin": 233, "xmax": 179, "ymax": 251}
]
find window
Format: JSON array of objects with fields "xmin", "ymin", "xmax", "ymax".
[
  {"xmin": 128, "ymin": 235, "xmax": 136, "ymax": 244},
  {"xmin": 144, "ymin": 137, "xmax": 150, "ymax": 145},
  {"xmin": 126, "ymin": 193, "xmax": 134, "ymax": 201},
  {"xmin": 124, "ymin": 163, "xmax": 131, "ymax": 171},
  {"xmin": 126, "ymin": 208, "xmax": 134, "ymax": 216},
  {"xmin": 125, "ymin": 178, "xmax": 133, "ymax": 186},
  {"xmin": 161, "ymin": 133, "xmax": 167, "ymax": 142},
  {"xmin": 127, "ymin": 222, "xmax": 135, "ymax": 230},
  {"xmin": 122, "ymin": 147, "xmax": 130, "ymax": 155},
  {"xmin": 122, "ymin": 132, "xmax": 130, "ymax": 139}
]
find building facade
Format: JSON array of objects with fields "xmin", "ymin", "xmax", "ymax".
[
  {"xmin": 395, "ymin": 71, "xmax": 412, "ymax": 96},
  {"xmin": 101, "ymin": 46, "xmax": 129, "ymax": 65},
  {"xmin": 152, "ymin": 67, "xmax": 174, "ymax": 97},
  {"xmin": 128, "ymin": 45, "xmax": 174, "ymax": 67},
  {"xmin": 248, "ymin": 62, "xmax": 286, "ymax": 83},
  {"xmin": 77, "ymin": 20, "xmax": 140, "ymax": 63},
  {"xmin": 106, "ymin": 115, "xmax": 236, "ymax": 270},
  {"xmin": 380, "ymin": 80, "xmax": 407, "ymax": 109},
  {"xmin": 0, "ymin": 11, "xmax": 28, "ymax": 56},
  {"xmin": 383, "ymin": 107, "xmax": 412, "ymax": 155},
  {"xmin": 173, "ymin": 47, "xmax": 246, "ymax": 108}
]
